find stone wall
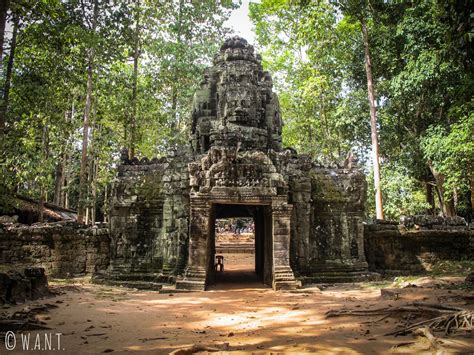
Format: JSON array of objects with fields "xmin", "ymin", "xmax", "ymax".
[
  {"xmin": 0, "ymin": 222, "xmax": 110, "ymax": 277},
  {"xmin": 110, "ymin": 148, "xmax": 370, "ymax": 287},
  {"xmin": 364, "ymin": 216, "xmax": 474, "ymax": 274},
  {"xmin": 283, "ymin": 152, "xmax": 369, "ymax": 282},
  {"xmin": 108, "ymin": 153, "xmax": 190, "ymax": 281}
]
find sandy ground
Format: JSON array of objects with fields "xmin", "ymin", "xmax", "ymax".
[{"xmin": 2, "ymin": 254, "xmax": 473, "ymax": 354}]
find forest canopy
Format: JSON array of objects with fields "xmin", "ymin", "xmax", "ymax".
[{"xmin": 0, "ymin": 0, "xmax": 472, "ymax": 223}]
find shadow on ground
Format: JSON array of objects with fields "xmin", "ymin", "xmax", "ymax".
[{"xmin": 209, "ymin": 268, "xmax": 267, "ymax": 290}]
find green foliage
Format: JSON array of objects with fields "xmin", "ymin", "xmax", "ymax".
[
  {"xmin": 1, "ymin": 0, "xmax": 235, "ymax": 219},
  {"xmin": 251, "ymin": 0, "xmax": 473, "ymax": 218},
  {"xmin": 421, "ymin": 104, "xmax": 474, "ymax": 200},
  {"xmin": 1, "ymin": 0, "xmax": 472, "ymax": 222},
  {"xmin": 366, "ymin": 163, "xmax": 430, "ymax": 221},
  {"xmin": 386, "ymin": 3, "xmax": 472, "ymax": 218},
  {"xmin": 250, "ymin": 0, "xmax": 369, "ymax": 160}
]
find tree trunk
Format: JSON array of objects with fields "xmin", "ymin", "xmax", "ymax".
[
  {"xmin": 464, "ymin": 178, "xmax": 473, "ymax": 222},
  {"xmin": 63, "ymin": 100, "xmax": 75, "ymax": 209},
  {"xmin": 64, "ymin": 154, "xmax": 70, "ymax": 209},
  {"xmin": 0, "ymin": 16, "xmax": 17, "ymax": 140},
  {"xmin": 59, "ymin": 151, "xmax": 67, "ymax": 206},
  {"xmin": 91, "ymin": 156, "xmax": 97, "ymax": 224},
  {"xmin": 446, "ymin": 196, "xmax": 455, "ymax": 217},
  {"xmin": 471, "ymin": 178, "xmax": 474, "ymax": 217},
  {"xmin": 171, "ymin": 87, "xmax": 178, "ymax": 130},
  {"xmin": 361, "ymin": 17, "xmax": 384, "ymax": 220},
  {"xmin": 0, "ymin": 0, "xmax": 9, "ymax": 60},
  {"xmin": 77, "ymin": 57, "xmax": 93, "ymax": 223},
  {"xmin": 88, "ymin": 95, "xmax": 99, "ymax": 224},
  {"xmin": 38, "ymin": 187, "xmax": 44, "ymax": 223},
  {"xmin": 53, "ymin": 160, "xmax": 64, "ymax": 206},
  {"xmin": 170, "ymin": 0, "xmax": 183, "ymax": 134},
  {"xmin": 38, "ymin": 122, "xmax": 49, "ymax": 223},
  {"xmin": 85, "ymin": 202, "xmax": 89, "ymax": 224},
  {"xmin": 77, "ymin": 0, "xmax": 98, "ymax": 224},
  {"xmin": 103, "ymin": 185, "xmax": 109, "ymax": 223},
  {"xmin": 129, "ymin": 0, "xmax": 140, "ymax": 160},
  {"xmin": 428, "ymin": 162, "xmax": 455, "ymax": 217},
  {"xmin": 425, "ymin": 182, "xmax": 435, "ymax": 215},
  {"xmin": 54, "ymin": 103, "xmax": 74, "ymax": 207},
  {"xmin": 53, "ymin": 108, "xmax": 66, "ymax": 206}
]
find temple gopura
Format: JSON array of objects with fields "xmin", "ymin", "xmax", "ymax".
[{"xmin": 107, "ymin": 37, "xmax": 369, "ymax": 290}]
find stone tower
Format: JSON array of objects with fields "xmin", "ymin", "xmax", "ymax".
[
  {"xmin": 190, "ymin": 36, "xmax": 282, "ymax": 154},
  {"xmin": 106, "ymin": 37, "xmax": 369, "ymax": 291}
]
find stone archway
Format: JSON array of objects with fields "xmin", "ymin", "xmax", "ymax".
[
  {"xmin": 176, "ymin": 196, "xmax": 299, "ymax": 291},
  {"xmin": 208, "ymin": 203, "xmax": 272, "ymax": 287}
]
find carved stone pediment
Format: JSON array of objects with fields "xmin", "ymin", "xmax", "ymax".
[{"xmin": 188, "ymin": 147, "xmax": 287, "ymax": 193}]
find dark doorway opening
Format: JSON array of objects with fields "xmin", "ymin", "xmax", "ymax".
[
  {"xmin": 206, "ymin": 204, "xmax": 272, "ymax": 289},
  {"xmin": 214, "ymin": 216, "xmax": 255, "ymax": 283}
]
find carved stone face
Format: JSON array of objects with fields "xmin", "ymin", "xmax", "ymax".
[
  {"xmin": 191, "ymin": 36, "xmax": 283, "ymax": 152},
  {"xmin": 224, "ymin": 89, "xmax": 255, "ymax": 124}
]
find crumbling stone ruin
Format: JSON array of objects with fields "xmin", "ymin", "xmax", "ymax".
[
  {"xmin": 365, "ymin": 216, "xmax": 474, "ymax": 275},
  {"xmin": 106, "ymin": 36, "xmax": 370, "ymax": 290},
  {"xmin": 0, "ymin": 267, "xmax": 49, "ymax": 304},
  {"xmin": 0, "ymin": 222, "xmax": 109, "ymax": 277}
]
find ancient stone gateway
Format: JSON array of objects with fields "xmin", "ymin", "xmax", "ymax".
[{"xmin": 107, "ymin": 37, "xmax": 369, "ymax": 291}]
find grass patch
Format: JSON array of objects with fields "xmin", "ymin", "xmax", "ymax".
[
  {"xmin": 428, "ymin": 260, "xmax": 474, "ymax": 276},
  {"xmin": 390, "ymin": 275, "xmax": 424, "ymax": 287},
  {"xmin": 93, "ymin": 288, "xmax": 129, "ymax": 301},
  {"xmin": 360, "ymin": 280, "xmax": 392, "ymax": 289}
]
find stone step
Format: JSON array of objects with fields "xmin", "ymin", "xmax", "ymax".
[
  {"xmin": 107, "ymin": 272, "xmax": 160, "ymax": 281},
  {"xmin": 216, "ymin": 242, "xmax": 255, "ymax": 254},
  {"xmin": 216, "ymin": 243, "xmax": 254, "ymax": 247},
  {"xmin": 299, "ymin": 271, "xmax": 381, "ymax": 285},
  {"xmin": 274, "ymin": 274, "xmax": 296, "ymax": 281},
  {"xmin": 158, "ymin": 286, "xmax": 193, "ymax": 294},
  {"xmin": 273, "ymin": 280, "xmax": 301, "ymax": 291},
  {"xmin": 108, "ymin": 272, "xmax": 176, "ymax": 284},
  {"xmin": 175, "ymin": 279, "xmax": 206, "ymax": 291},
  {"xmin": 215, "ymin": 247, "xmax": 255, "ymax": 254},
  {"xmin": 102, "ymin": 280, "xmax": 163, "ymax": 290}
]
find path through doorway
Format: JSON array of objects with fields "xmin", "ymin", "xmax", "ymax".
[{"xmin": 207, "ymin": 204, "xmax": 272, "ymax": 289}]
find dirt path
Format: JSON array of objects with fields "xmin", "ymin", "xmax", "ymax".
[{"xmin": 2, "ymin": 273, "xmax": 473, "ymax": 354}]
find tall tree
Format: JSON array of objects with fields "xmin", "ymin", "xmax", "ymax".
[
  {"xmin": 250, "ymin": 0, "xmax": 472, "ymax": 220},
  {"xmin": 77, "ymin": 0, "xmax": 99, "ymax": 224},
  {"xmin": 380, "ymin": 1, "xmax": 473, "ymax": 217},
  {"xmin": 0, "ymin": 13, "xmax": 16, "ymax": 141},
  {"xmin": 250, "ymin": 1, "xmax": 365, "ymax": 160},
  {"xmin": 0, "ymin": 0, "xmax": 8, "ymax": 60},
  {"xmin": 357, "ymin": 7, "xmax": 384, "ymax": 220},
  {"xmin": 129, "ymin": 0, "xmax": 141, "ymax": 160},
  {"xmin": 38, "ymin": 119, "xmax": 49, "ymax": 222}
]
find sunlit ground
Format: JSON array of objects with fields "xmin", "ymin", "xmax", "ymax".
[{"xmin": 5, "ymin": 262, "xmax": 473, "ymax": 354}]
